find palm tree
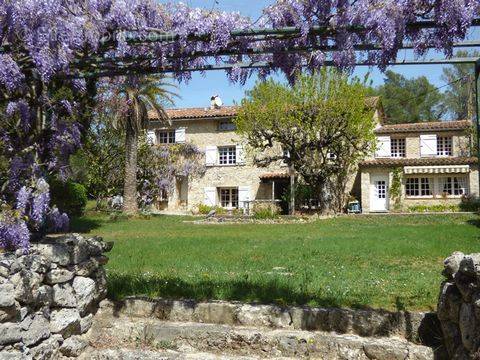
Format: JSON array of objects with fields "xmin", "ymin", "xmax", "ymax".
[{"xmin": 111, "ymin": 75, "xmax": 177, "ymax": 215}]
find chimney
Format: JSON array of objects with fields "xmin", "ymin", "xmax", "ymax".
[{"xmin": 210, "ymin": 95, "xmax": 222, "ymax": 109}]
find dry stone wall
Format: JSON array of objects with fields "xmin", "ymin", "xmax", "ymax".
[
  {"xmin": 0, "ymin": 234, "xmax": 112, "ymax": 359},
  {"xmin": 438, "ymin": 252, "xmax": 480, "ymax": 359}
]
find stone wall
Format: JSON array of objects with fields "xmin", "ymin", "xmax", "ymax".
[
  {"xmin": 0, "ymin": 234, "xmax": 112, "ymax": 359},
  {"xmin": 438, "ymin": 252, "xmax": 480, "ymax": 359}
]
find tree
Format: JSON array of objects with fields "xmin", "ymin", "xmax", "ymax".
[
  {"xmin": 235, "ymin": 69, "xmax": 377, "ymax": 213},
  {"xmin": 375, "ymin": 71, "xmax": 446, "ymax": 124},
  {"xmin": 442, "ymin": 51, "xmax": 478, "ymax": 120},
  {"xmin": 105, "ymin": 76, "xmax": 177, "ymax": 215},
  {"xmin": 0, "ymin": 0, "xmax": 477, "ymax": 249}
]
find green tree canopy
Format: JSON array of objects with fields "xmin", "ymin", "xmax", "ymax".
[
  {"xmin": 441, "ymin": 51, "xmax": 478, "ymax": 121},
  {"xmin": 375, "ymin": 70, "xmax": 446, "ymax": 124},
  {"xmin": 235, "ymin": 69, "xmax": 376, "ymax": 213}
]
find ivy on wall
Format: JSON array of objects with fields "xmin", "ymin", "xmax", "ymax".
[{"xmin": 390, "ymin": 167, "xmax": 403, "ymax": 212}]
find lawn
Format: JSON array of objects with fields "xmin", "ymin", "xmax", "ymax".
[{"xmin": 71, "ymin": 212, "xmax": 480, "ymax": 311}]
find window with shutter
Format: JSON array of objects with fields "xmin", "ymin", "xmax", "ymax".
[
  {"xmin": 238, "ymin": 186, "xmax": 251, "ymax": 209},
  {"xmin": 175, "ymin": 128, "xmax": 186, "ymax": 143},
  {"xmin": 204, "ymin": 187, "xmax": 216, "ymax": 206},
  {"xmin": 205, "ymin": 146, "xmax": 218, "ymax": 166},
  {"xmin": 146, "ymin": 131, "xmax": 156, "ymax": 145},
  {"xmin": 420, "ymin": 134, "xmax": 437, "ymax": 157},
  {"xmin": 375, "ymin": 136, "xmax": 391, "ymax": 158},
  {"xmin": 236, "ymin": 145, "xmax": 245, "ymax": 165}
]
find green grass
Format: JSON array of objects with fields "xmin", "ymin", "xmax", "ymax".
[{"xmin": 71, "ymin": 211, "xmax": 480, "ymax": 311}]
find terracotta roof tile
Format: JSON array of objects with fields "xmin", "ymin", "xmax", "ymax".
[
  {"xmin": 375, "ymin": 120, "xmax": 471, "ymax": 134},
  {"xmin": 360, "ymin": 156, "xmax": 478, "ymax": 168},
  {"xmin": 260, "ymin": 172, "xmax": 290, "ymax": 180},
  {"xmin": 149, "ymin": 106, "xmax": 239, "ymax": 120},
  {"xmin": 154, "ymin": 96, "xmax": 383, "ymax": 121}
]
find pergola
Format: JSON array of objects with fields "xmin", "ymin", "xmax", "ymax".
[{"xmin": 3, "ymin": 17, "xmax": 480, "ymax": 190}]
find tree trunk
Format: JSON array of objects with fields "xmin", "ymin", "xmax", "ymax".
[{"xmin": 123, "ymin": 123, "xmax": 139, "ymax": 215}]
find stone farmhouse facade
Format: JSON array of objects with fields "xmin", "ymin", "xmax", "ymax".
[
  {"xmin": 360, "ymin": 120, "xmax": 478, "ymax": 212},
  {"xmin": 148, "ymin": 100, "xmax": 478, "ymax": 213}
]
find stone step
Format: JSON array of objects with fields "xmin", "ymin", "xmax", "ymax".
[
  {"xmin": 86, "ymin": 314, "xmax": 435, "ymax": 360},
  {"xmin": 99, "ymin": 298, "xmax": 435, "ymax": 343},
  {"xmin": 81, "ymin": 348, "xmax": 296, "ymax": 359}
]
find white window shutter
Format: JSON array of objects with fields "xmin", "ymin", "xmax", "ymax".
[
  {"xmin": 420, "ymin": 134, "xmax": 437, "ymax": 157},
  {"xmin": 375, "ymin": 136, "xmax": 391, "ymax": 158},
  {"xmin": 175, "ymin": 128, "xmax": 186, "ymax": 143},
  {"xmin": 147, "ymin": 130, "xmax": 156, "ymax": 145},
  {"xmin": 204, "ymin": 187, "xmax": 216, "ymax": 206},
  {"xmin": 236, "ymin": 145, "xmax": 245, "ymax": 165},
  {"xmin": 205, "ymin": 146, "xmax": 217, "ymax": 166},
  {"xmin": 238, "ymin": 186, "xmax": 251, "ymax": 209}
]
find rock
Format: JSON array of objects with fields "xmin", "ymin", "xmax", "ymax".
[
  {"xmin": 459, "ymin": 303, "xmax": 477, "ymax": 351},
  {"xmin": 236, "ymin": 304, "xmax": 291, "ymax": 328},
  {"xmin": 94, "ymin": 255, "xmax": 109, "ymax": 266},
  {"xmin": 437, "ymin": 282, "xmax": 462, "ymax": 323},
  {"xmin": 454, "ymin": 272, "xmax": 477, "ymax": 303},
  {"xmin": 0, "ymin": 323, "xmax": 22, "ymax": 345},
  {"xmin": 363, "ymin": 341, "xmax": 409, "ymax": 360},
  {"xmin": 0, "ymin": 304, "xmax": 19, "ymax": 323},
  {"xmin": 45, "ymin": 269, "xmax": 74, "ymax": 285},
  {"xmin": 32, "ymin": 243, "xmax": 70, "ymax": 266},
  {"xmin": 352, "ymin": 310, "xmax": 392, "ymax": 337},
  {"xmin": 23, "ymin": 314, "xmax": 50, "ymax": 346},
  {"xmin": 0, "ymin": 283, "xmax": 15, "ymax": 307},
  {"xmin": 443, "ymin": 252, "xmax": 465, "ymax": 278},
  {"xmin": 52, "ymin": 283, "xmax": 77, "ymax": 308},
  {"xmin": 36, "ymin": 285, "xmax": 53, "ymax": 306},
  {"xmin": 328, "ymin": 308, "xmax": 353, "ymax": 333},
  {"xmin": 71, "ymin": 258, "xmax": 99, "ymax": 277},
  {"xmin": 0, "ymin": 350, "xmax": 25, "ymax": 359},
  {"xmin": 80, "ymin": 314, "xmax": 93, "ymax": 334},
  {"xmin": 70, "ymin": 239, "xmax": 91, "ymax": 265},
  {"xmin": 290, "ymin": 307, "xmax": 330, "ymax": 331},
  {"xmin": 29, "ymin": 335, "xmax": 62, "ymax": 360},
  {"xmin": 458, "ymin": 253, "xmax": 480, "ymax": 277},
  {"xmin": 193, "ymin": 302, "xmax": 236, "ymax": 325},
  {"xmin": 473, "ymin": 292, "xmax": 480, "ymax": 320},
  {"xmin": 73, "ymin": 277, "xmax": 96, "ymax": 315},
  {"xmin": 17, "ymin": 255, "xmax": 50, "ymax": 274},
  {"xmin": 59, "ymin": 335, "xmax": 88, "ymax": 357},
  {"xmin": 10, "ymin": 270, "xmax": 43, "ymax": 304},
  {"xmin": 50, "ymin": 308, "xmax": 81, "ymax": 337}
]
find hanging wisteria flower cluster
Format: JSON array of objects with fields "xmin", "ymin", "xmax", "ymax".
[{"xmin": 0, "ymin": 0, "xmax": 479, "ymax": 250}]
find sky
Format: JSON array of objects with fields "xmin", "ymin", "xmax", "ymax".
[{"xmin": 167, "ymin": 0, "xmax": 479, "ymax": 110}]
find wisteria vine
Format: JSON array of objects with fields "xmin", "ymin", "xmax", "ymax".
[{"xmin": 0, "ymin": 0, "xmax": 479, "ymax": 250}]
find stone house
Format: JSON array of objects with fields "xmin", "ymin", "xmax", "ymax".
[
  {"xmin": 360, "ymin": 120, "xmax": 478, "ymax": 212},
  {"xmin": 148, "ymin": 99, "xmax": 478, "ymax": 213}
]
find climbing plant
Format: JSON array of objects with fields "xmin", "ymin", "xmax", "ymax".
[{"xmin": 0, "ymin": 0, "xmax": 479, "ymax": 249}]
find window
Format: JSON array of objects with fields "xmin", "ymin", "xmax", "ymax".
[
  {"xmin": 405, "ymin": 177, "xmax": 432, "ymax": 197},
  {"xmin": 390, "ymin": 138, "xmax": 406, "ymax": 158},
  {"xmin": 218, "ymin": 146, "xmax": 236, "ymax": 165},
  {"xmin": 437, "ymin": 136, "xmax": 453, "ymax": 156},
  {"xmin": 440, "ymin": 176, "xmax": 468, "ymax": 196},
  {"xmin": 218, "ymin": 120, "xmax": 237, "ymax": 131},
  {"xmin": 157, "ymin": 130, "xmax": 175, "ymax": 144},
  {"xmin": 219, "ymin": 188, "xmax": 238, "ymax": 208}
]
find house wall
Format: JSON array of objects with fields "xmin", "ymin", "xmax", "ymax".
[
  {"xmin": 160, "ymin": 118, "xmax": 287, "ymax": 211},
  {"xmin": 361, "ymin": 166, "xmax": 479, "ymax": 213}
]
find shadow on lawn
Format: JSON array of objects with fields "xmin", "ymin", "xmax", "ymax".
[
  {"xmin": 70, "ymin": 216, "xmax": 104, "ymax": 233},
  {"xmin": 107, "ymin": 272, "xmax": 346, "ymax": 309}
]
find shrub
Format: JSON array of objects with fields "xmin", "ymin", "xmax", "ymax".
[
  {"xmin": 407, "ymin": 204, "xmax": 459, "ymax": 213},
  {"xmin": 50, "ymin": 180, "xmax": 88, "ymax": 217},
  {"xmin": 252, "ymin": 203, "xmax": 280, "ymax": 220},
  {"xmin": 459, "ymin": 195, "xmax": 480, "ymax": 212},
  {"xmin": 196, "ymin": 204, "xmax": 227, "ymax": 215}
]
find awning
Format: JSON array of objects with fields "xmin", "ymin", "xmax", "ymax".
[
  {"xmin": 404, "ymin": 165, "xmax": 470, "ymax": 175},
  {"xmin": 260, "ymin": 172, "xmax": 290, "ymax": 181}
]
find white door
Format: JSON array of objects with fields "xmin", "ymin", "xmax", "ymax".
[{"xmin": 370, "ymin": 175, "xmax": 389, "ymax": 212}]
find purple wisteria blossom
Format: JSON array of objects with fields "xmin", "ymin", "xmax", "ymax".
[{"xmin": 0, "ymin": 0, "xmax": 479, "ymax": 249}]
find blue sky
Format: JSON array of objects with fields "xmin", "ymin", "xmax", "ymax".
[{"xmin": 169, "ymin": 1, "xmax": 479, "ymax": 110}]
